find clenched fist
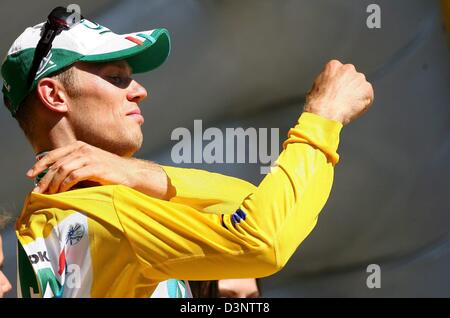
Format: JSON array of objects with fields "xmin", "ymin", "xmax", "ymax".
[{"xmin": 305, "ymin": 60, "xmax": 374, "ymax": 125}]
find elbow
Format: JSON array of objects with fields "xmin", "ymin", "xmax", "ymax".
[
  {"xmin": 253, "ymin": 243, "xmax": 285, "ymax": 278},
  {"xmin": 266, "ymin": 260, "xmax": 284, "ymax": 277}
]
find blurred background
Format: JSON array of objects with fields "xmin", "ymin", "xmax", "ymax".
[{"xmin": 1, "ymin": 0, "xmax": 449, "ymax": 297}]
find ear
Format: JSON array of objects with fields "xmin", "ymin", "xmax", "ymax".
[{"xmin": 35, "ymin": 78, "xmax": 70, "ymax": 114}]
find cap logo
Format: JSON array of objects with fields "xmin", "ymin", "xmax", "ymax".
[
  {"xmin": 35, "ymin": 51, "xmax": 56, "ymax": 79},
  {"xmin": 3, "ymin": 81, "xmax": 11, "ymax": 92},
  {"xmin": 81, "ymin": 19, "xmax": 112, "ymax": 35},
  {"xmin": 125, "ymin": 36, "xmax": 144, "ymax": 45}
]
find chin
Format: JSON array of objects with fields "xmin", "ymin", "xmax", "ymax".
[
  {"xmin": 117, "ymin": 138, "xmax": 142, "ymax": 157},
  {"xmin": 76, "ymin": 123, "xmax": 143, "ymax": 157},
  {"xmin": 92, "ymin": 135, "xmax": 142, "ymax": 158},
  {"xmin": 108, "ymin": 125, "xmax": 143, "ymax": 156}
]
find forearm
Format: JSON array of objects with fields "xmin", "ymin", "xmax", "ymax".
[
  {"xmin": 125, "ymin": 158, "xmax": 172, "ymax": 200},
  {"xmin": 124, "ymin": 159, "xmax": 257, "ymax": 214},
  {"xmin": 162, "ymin": 165, "xmax": 257, "ymax": 214},
  {"xmin": 221, "ymin": 112, "xmax": 342, "ymax": 269}
]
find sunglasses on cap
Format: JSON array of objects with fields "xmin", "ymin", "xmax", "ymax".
[{"xmin": 27, "ymin": 6, "xmax": 84, "ymax": 87}]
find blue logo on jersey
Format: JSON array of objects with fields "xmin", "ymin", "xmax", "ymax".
[
  {"xmin": 66, "ymin": 223, "xmax": 85, "ymax": 246},
  {"xmin": 231, "ymin": 208, "xmax": 247, "ymax": 225}
]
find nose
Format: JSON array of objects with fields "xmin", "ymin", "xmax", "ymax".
[{"xmin": 127, "ymin": 80, "xmax": 148, "ymax": 104}]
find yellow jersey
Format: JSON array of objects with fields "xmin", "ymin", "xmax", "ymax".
[{"xmin": 16, "ymin": 112, "xmax": 342, "ymax": 297}]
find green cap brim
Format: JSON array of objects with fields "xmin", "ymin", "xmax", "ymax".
[{"xmin": 80, "ymin": 28, "xmax": 171, "ymax": 74}]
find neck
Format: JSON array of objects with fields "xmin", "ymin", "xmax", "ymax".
[
  {"xmin": 33, "ymin": 117, "xmax": 78, "ymax": 154},
  {"xmin": 32, "ymin": 120, "xmax": 89, "ymax": 187}
]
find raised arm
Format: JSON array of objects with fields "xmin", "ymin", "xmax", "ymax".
[
  {"xmin": 112, "ymin": 111, "xmax": 341, "ymax": 280},
  {"xmin": 26, "ymin": 60, "xmax": 373, "ymax": 281},
  {"xmin": 113, "ymin": 61, "xmax": 373, "ymax": 280}
]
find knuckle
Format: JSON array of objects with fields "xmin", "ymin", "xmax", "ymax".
[
  {"xmin": 37, "ymin": 180, "xmax": 46, "ymax": 189},
  {"xmin": 41, "ymin": 154, "xmax": 51, "ymax": 162},
  {"xmin": 58, "ymin": 164, "xmax": 68, "ymax": 173},
  {"xmin": 80, "ymin": 144, "xmax": 91, "ymax": 154},
  {"xmin": 328, "ymin": 59, "xmax": 341, "ymax": 66},
  {"xmin": 68, "ymin": 170, "xmax": 79, "ymax": 181},
  {"xmin": 76, "ymin": 141, "xmax": 86, "ymax": 149},
  {"xmin": 327, "ymin": 59, "xmax": 341, "ymax": 70},
  {"xmin": 60, "ymin": 179, "xmax": 70, "ymax": 189},
  {"xmin": 344, "ymin": 64, "xmax": 356, "ymax": 71}
]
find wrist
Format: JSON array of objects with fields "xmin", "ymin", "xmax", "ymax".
[
  {"xmin": 284, "ymin": 112, "xmax": 343, "ymax": 165},
  {"xmin": 304, "ymin": 102, "xmax": 345, "ymax": 124},
  {"xmin": 127, "ymin": 159, "xmax": 170, "ymax": 200}
]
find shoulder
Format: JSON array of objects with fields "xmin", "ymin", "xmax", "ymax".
[{"xmin": 17, "ymin": 185, "xmax": 121, "ymax": 230}]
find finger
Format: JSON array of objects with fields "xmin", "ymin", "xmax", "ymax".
[
  {"xmin": 338, "ymin": 64, "xmax": 357, "ymax": 79},
  {"xmin": 367, "ymin": 82, "xmax": 375, "ymax": 105},
  {"xmin": 27, "ymin": 141, "xmax": 84, "ymax": 178},
  {"xmin": 33, "ymin": 165, "xmax": 58, "ymax": 193},
  {"xmin": 33, "ymin": 152, "xmax": 84, "ymax": 194},
  {"xmin": 46, "ymin": 156, "xmax": 89, "ymax": 195},
  {"xmin": 306, "ymin": 81, "xmax": 317, "ymax": 99},
  {"xmin": 59, "ymin": 165, "xmax": 101, "ymax": 193},
  {"xmin": 350, "ymin": 102, "xmax": 371, "ymax": 123},
  {"xmin": 355, "ymin": 79, "xmax": 374, "ymax": 105},
  {"xmin": 325, "ymin": 59, "xmax": 343, "ymax": 77}
]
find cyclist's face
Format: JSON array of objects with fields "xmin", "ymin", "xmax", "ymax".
[{"xmin": 67, "ymin": 60, "xmax": 148, "ymax": 157}]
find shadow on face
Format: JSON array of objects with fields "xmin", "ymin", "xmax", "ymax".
[{"xmin": 63, "ymin": 60, "xmax": 148, "ymax": 158}]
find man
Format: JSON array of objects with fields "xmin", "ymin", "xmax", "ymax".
[
  {"xmin": 2, "ymin": 8, "xmax": 373, "ymax": 297},
  {"xmin": 0, "ymin": 213, "xmax": 13, "ymax": 298}
]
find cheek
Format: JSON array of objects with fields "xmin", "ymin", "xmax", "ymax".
[{"xmin": 73, "ymin": 87, "xmax": 124, "ymax": 123}]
